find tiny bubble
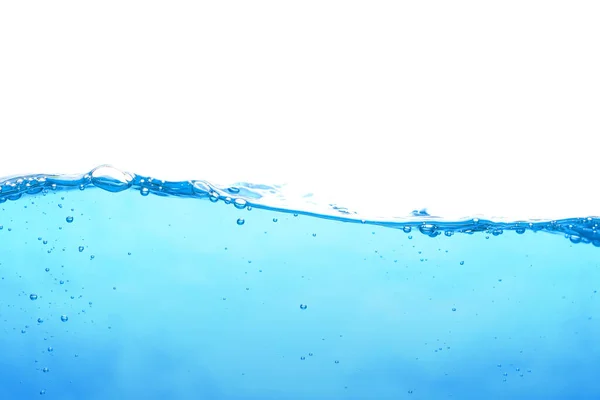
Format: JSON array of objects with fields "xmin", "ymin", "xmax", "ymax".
[
  {"xmin": 78, "ymin": 246, "xmax": 84, "ymax": 252},
  {"xmin": 37, "ymin": 318, "xmax": 43, "ymax": 323},
  {"xmin": 452, "ymin": 307, "xmax": 456, "ymax": 311},
  {"xmin": 273, "ymin": 218, "xmax": 278, "ymax": 222},
  {"xmin": 30, "ymin": 294, "xmax": 38, "ymax": 300},
  {"xmin": 236, "ymin": 218, "xmax": 245, "ymax": 226},
  {"xmin": 140, "ymin": 187, "xmax": 149, "ymax": 196},
  {"xmin": 66, "ymin": 216, "xmax": 74, "ymax": 223},
  {"xmin": 42, "ymin": 367, "xmax": 49, "ymax": 373},
  {"xmin": 460, "ymin": 261, "xmax": 464, "ymax": 265},
  {"xmin": 300, "ymin": 304, "xmax": 308, "ymax": 310},
  {"xmin": 60, "ymin": 315, "xmax": 68, "ymax": 322}
]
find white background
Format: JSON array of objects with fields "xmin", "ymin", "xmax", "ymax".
[{"xmin": 1, "ymin": 1, "xmax": 598, "ymax": 219}]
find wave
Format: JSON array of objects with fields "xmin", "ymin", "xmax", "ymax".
[{"xmin": 1, "ymin": 165, "xmax": 599, "ymax": 246}]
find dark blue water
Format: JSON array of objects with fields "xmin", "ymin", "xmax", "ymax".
[{"xmin": 1, "ymin": 166, "xmax": 599, "ymax": 399}]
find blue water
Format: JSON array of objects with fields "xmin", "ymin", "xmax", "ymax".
[{"xmin": 1, "ymin": 166, "xmax": 599, "ymax": 399}]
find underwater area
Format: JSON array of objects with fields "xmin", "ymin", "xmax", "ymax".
[{"xmin": 1, "ymin": 166, "xmax": 599, "ymax": 399}]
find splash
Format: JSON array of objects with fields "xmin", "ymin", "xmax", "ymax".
[{"xmin": 1, "ymin": 165, "xmax": 599, "ymax": 246}]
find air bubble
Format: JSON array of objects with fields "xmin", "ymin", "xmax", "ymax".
[
  {"xmin": 460, "ymin": 261, "xmax": 464, "ymax": 265},
  {"xmin": 91, "ymin": 166, "xmax": 134, "ymax": 193},
  {"xmin": 66, "ymin": 216, "xmax": 74, "ymax": 223},
  {"xmin": 47, "ymin": 347, "xmax": 53, "ymax": 352},
  {"xmin": 569, "ymin": 235, "xmax": 582, "ymax": 244},
  {"xmin": 516, "ymin": 228, "xmax": 526, "ymax": 234},
  {"xmin": 30, "ymin": 294, "xmax": 38, "ymax": 300},
  {"xmin": 234, "ymin": 199, "xmax": 247, "ymax": 209},
  {"xmin": 37, "ymin": 318, "xmax": 43, "ymax": 323},
  {"xmin": 140, "ymin": 187, "xmax": 149, "ymax": 196},
  {"xmin": 403, "ymin": 226, "xmax": 411, "ymax": 233},
  {"xmin": 273, "ymin": 218, "xmax": 278, "ymax": 222},
  {"xmin": 42, "ymin": 367, "xmax": 49, "ymax": 373},
  {"xmin": 60, "ymin": 315, "xmax": 68, "ymax": 322},
  {"xmin": 236, "ymin": 218, "xmax": 245, "ymax": 226},
  {"xmin": 78, "ymin": 246, "xmax": 84, "ymax": 252},
  {"xmin": 300, "ymin": 304, "xmax": 307, "ymax": 310},
  {"xmin": 452, "ymin": 307, "xmax": 457, "ymax": 312},
  {"xmin": 419, "ymin": 224, "xmax": 437, "ymax": 235}
]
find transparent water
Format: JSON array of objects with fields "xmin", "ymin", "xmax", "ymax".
[{"xmin": 1, "ymin": 166, "xmax": 599, "ymax": 399}]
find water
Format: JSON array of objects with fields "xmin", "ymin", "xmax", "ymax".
[{"xmin": 1, "ymin": 166, "xmax": 599, "ymax": 399}]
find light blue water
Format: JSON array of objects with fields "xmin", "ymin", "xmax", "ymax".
[{"xmin": 1, "ymin": 166, "xmax": 599, "ymax": 399}]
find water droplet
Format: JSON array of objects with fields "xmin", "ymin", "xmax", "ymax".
[
  {"xmin": 60, "ymin": 315, "xmax": 68, "ymax": 322},
  {"xmin": 452, "ymin": 307, "xmax": 457, "ymax": 312},
  {"xmin": 42, "ymin": 367, "xmax": 49, "ymax": 373},
  {"xmin": 300, "ymin": 304, "xmax": 308, "ymax": 310},
  {"xmin": 78, "ymin": 246, "xmax": 84, "ymax": 252},
  {"xmin": 236, "ymin": 218, "xmax": 245, "ymax": 226},
  {"xmin": 47, "ymin": 347, "xmax": 53, "ymax": 352},
  {"xmin": 30, "ymin": 294, "xmax": 38, "ymax": 300},
  {"xmin": 140, "ymin": 187, "xmax": 149, "ymax": 196},
  {"xmin": 66, "ymin": 216, "xmax": 74, "ymax": 223}
]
